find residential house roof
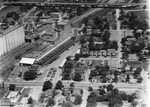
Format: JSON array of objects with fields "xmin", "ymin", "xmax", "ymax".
[
  {"xmin": 7, "ymin": 91, "xmax": 19, "ymax": 99},
  {"xmin": 128, "ymin": 54, "xmax": 138, "ymax": 61}
]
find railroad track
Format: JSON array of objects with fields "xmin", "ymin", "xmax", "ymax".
[
  {"xmin": 38, "ymin": 37, "xmax": 76, "ymax": 66},
  {"xmin": 0, "ymin": 40, "xmax": 42, "ymax": 73}
]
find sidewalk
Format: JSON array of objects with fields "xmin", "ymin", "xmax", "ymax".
[{"xmin": 80, "ymin": 88, "xmax": 89, "ymax": 107}]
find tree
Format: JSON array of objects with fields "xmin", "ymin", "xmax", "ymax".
[
  {"xmin": 111, "ymin": 88, "xmax": 119, "ymax": 96},
  {"xmin": 51, "ymin": 89, "xmax": 58, "ymax": 98},
  {"xmin": 38, "ymin": 93, "xmax": 45, "ymax": 103},
  {"xmin": 128, "ymin": 93, "xmax": 137, "ymax": 102},
  {"xmin": 46, "ymin": 97, "xmax": 55, "ymax": 107},
  {"xmin": 28, "ymin": 97, "xmax": 33, "ymax": 104},
  {"xmin": 61, "ymin": 101, "xmax": 73, "ymax": 107},
  {"xmin": 103, "ymin": 22, "xmax": 110, "ymax": 30},
  {"xmin": 99, "ymin": 88, "xmax": 106, "ymax": 95},
  {"xmin": 55, "ymin": 80, "xmax": 63, "ymax": 90},
  {"xmin": 137, "ymin": 77, "xmax": 143, "ymax": 83},
  {"xmin": 82, "ymin": 17, "xmax": 89, "ymax": 25},
  {"xmin": 131, "ymin": 100, "xmax": 138, "ymax": 107},
  {"xmin": 69, "ymin": 82, "xmax": 75, "ymax": 94},
  {"xmin": 79, "ymin": 36, "xmax": 86, "ymax": 44},
  {"xmin": 107, "ymin": 84, "xmax": 114, "ymax": 92},
  {"xmin": 42, "ymin": 80, "xmax": 53, "ymax": 91},
  {"xmin": 6, "ymin": 11, "xmax": 20, "ymax": 21},
  {"xmin": 87, "ymin": 91, "xmax": 97, "ymax": 103},
  {"xmin": 24, "ymin": 70, "xmax": 37, "ymax": 81},
  {"xmin": 73, "ymin": 73, "xmax": 82, "ymax": 81},
  {"xmin": 94, "ymin": 17, "xmax": 101, "ymax": 25},
  {"xmin": 88, "ymin": 86, "xmax": 93, "ymax": 92},
  {"xmin": 64, "ymin": 62, "xmax": 73, "ymax": 69},
  {"xmin": 102, "ymin": 30, "xmax": 110, "ymax": 41},
  {"xmin": 109, "ymin": 98, "xmax": 123, "ymax": 107},
  {"xmin": 74, "ymin": 95, "xmax": 82, "ymax": 105},
  {"xmin": 9, "ymin": 84, "xmax": 16, "ymax": 91},
  {"xmin": 110, "ymin": 41, "xmax": 118, "ymax": 50},
  {"xmin": 120, "ymin": 93, "xmax": 128, "ymax": 101},
  {"xmin": 126, "ymin": 74, "xmax": 130, "ymax": 83},
  {"xmin": 74, "ymin": 54, "xmax": 80, "ymax": 61},
  {"xmin": 96, "ymin": 95, "xmax": 104, "ymax": 102}
]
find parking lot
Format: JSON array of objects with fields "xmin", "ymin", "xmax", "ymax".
[{"xmin": 45, "ymin": 68, "xmax": 57, "ymax": 81}]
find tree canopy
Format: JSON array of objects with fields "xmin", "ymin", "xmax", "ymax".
[
  {"xmin": 55, "ymin": 80, "xmax": 63, "ymax": 90},
  {"xmin": 74, "ymin": 95, "xmax": 82, "ymax": 105},
  {"xmin": 46, "ymin": 97, "xmax": 55, "ymax": 107},
  {"xmin": 23, "ymin": 70, "xmax": 37, "ymax": 81},
  {"xmin": 42, "ymin": 80, "xmax": 53, "ymax": 91},
  {"xmin": 73, "ymin": 73, "xmax": 82, "ymax": 81}
]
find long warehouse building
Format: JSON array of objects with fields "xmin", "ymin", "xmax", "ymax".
[{"xmin": 0, "ymin": 25, "xmax": 25, "ymax": 56}]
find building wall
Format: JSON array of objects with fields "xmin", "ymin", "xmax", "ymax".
[{"xmin": 0, "ymin": 25, "xmax": 25, "ymax": 56}]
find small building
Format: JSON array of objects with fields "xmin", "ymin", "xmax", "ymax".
[
  {"xmin": 107, "ymin": 49, "xmax": 116, "ymax": 56},
  {"xmin": 100, "ymin": 50, "xmax": 106, "ymax": 56},
  {"xmin": 7, "ymin": 91, "xmax": 20, "ymax": 103},
  {"xmin": 128, "ymin": 54, "xmax": 138, "ymax": 61}
]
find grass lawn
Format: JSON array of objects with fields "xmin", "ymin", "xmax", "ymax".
[{"xmin": 129, "ymin": 11, "xmax": 149, "ymax": 20}]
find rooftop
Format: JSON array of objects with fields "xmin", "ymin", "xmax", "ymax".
[{"xmin": 7, "ymin": 91, "xmax": 19, "ymax": 99}]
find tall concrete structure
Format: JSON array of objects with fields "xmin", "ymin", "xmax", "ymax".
[{"xmin": 0, "ymin": 25, "xmax": 25, "ymax": 56}]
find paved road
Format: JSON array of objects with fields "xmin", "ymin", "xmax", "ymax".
[{"xmin": 4, "ymin": 81, "xmax": 145, "ymax": 90}]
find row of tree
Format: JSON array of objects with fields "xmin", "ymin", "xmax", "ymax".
[{"xmin": 87, "ymin": 84, "xmax": 139, "ymax": 107}]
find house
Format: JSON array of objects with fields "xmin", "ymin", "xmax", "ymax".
[
  {"xmin": 128, "ymin": 54, "xmax": 138, "ymax": 61},
  {"xmin": 107, "ymin": 49, "xmax": 117, "ymax": 57},
  {"xmin": 100, "ymin": 50, "xmax": 106, "ymax": 56},
  {"xmin": 7, "ymin": 91, "xmax": 20, "ymax": 103}
]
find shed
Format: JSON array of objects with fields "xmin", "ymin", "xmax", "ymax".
[{"xmin": 20, "ymin": 57, "xmax": 35, "ymax": 65}]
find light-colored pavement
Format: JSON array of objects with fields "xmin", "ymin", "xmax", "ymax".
[{"xmin": 80, "ymin": 88, "xmax": 89, "ymax": 107}]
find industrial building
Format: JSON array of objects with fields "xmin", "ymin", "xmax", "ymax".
[{"xmin": 0, "ymin": 25, "xmax": 25, "ymax": 56}]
